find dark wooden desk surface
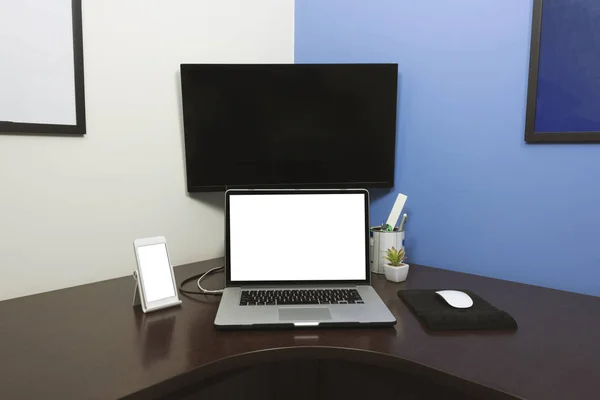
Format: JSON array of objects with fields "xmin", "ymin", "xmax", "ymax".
[{"xmin": 1, "ymin": 259, "xmax": 599, "ymax": 399}]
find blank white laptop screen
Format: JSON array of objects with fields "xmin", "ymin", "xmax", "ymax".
[
  {"xmin": 229, "ymin": 193, "xmax": 367, "ymax": 282},
  {"xmin": 137, "ymin": 244, "xmax": 176, "ymax": 302}
]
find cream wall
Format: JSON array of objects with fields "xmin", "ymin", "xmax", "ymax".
[{"xmin": 0, "ymin": 0, "xmax": 295, "ymax": 300}]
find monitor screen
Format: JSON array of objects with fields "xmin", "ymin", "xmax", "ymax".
[
  {"xmin": 227, "ymin": 191, "xmax": 368, "ymax": 283},
  {"xmin": 180, "ymin": 64, "xmax": 398, "ymax": 192}
]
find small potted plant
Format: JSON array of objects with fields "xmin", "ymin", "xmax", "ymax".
[{"xmin": 383, "ymin": 247, "xmax": 409, "ymax": 283}]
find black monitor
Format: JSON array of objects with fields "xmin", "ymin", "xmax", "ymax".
[{"xmin": 180, "ymin": 63, "xmax": 398, "ymax": 192}]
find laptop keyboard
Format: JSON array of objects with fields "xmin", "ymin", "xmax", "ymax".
[{"xmin": 239, "ymin": 289, "xmax": 364, "ymax": 306}]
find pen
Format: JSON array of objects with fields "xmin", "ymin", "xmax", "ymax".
[{"xmin": 398, "ymin": 213, "xmax": 408, "ymax": 231}]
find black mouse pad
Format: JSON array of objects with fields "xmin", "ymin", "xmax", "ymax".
[{"xmin": 397, "ymin": 289, "xmax": 518, "ymax": 331}]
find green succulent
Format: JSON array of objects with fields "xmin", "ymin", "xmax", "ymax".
[{"xmin": 383, "ymin": 247, "xmax": 406, "ymax": 266}]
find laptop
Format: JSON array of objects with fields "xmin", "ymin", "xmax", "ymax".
[{"xmin": 214, "ymin": 189, "xmax": 396, "ymax": 329}]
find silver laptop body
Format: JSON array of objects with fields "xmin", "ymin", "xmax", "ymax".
[{"xmin": 214, "ymin": 189, "xmax": 396, "ymax": 329}]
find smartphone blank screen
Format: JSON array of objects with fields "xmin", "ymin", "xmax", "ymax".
[{"xmin": 137, "ymin": 243, "xmax": 176, "ymax": 302}]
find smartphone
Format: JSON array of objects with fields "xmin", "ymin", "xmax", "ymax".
[{"xmin": 133, "ymin": 236, "xmax": 182, "ymax": 313}]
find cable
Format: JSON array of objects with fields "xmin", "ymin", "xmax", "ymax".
[
  {"xmin": 197, "ymin": 265, "xmax": 225, "ymax": 295},
  {"xmin": 178, "ymin": 265, "xmax": 224, "ymax": 296},
  {"xmin": 178, "ymin": 265, "xmax": 224, "ymax": 295}
]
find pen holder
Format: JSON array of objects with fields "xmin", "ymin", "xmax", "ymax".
[{"xmin": 370, "ymin": 228, "xmax": 405, "ymax": 274}]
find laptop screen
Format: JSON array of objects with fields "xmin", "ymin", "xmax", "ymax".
[{"xmin": 227, "ymin": 191, "xmax": 368, "ymax": 283}]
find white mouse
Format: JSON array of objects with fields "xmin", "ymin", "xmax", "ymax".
[{"xmin": 435, "ymin": 290, "xmax": 474, "ymax": 309}]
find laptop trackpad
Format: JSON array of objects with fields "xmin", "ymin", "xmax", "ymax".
[{"xmin": 278, "ymin": 308, "xmax": 332, "ymax": 321}]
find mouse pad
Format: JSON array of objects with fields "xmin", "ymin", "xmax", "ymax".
[{"xmin": 397, "ymin": 289, "xmax": 518, "ymax": 331}]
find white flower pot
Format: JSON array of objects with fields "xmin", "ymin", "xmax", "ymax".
[{"xmin": 384, "ymin": 263, "xmax": 409, "ymax": 283}]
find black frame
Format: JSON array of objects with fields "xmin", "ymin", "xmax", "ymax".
[
  {"xmin": 525, "ymin": 0, "xmax": 600, "ymax": 143},
  {"xmin": 0, "ymin": 0, "xmax": 86, "ymax": 135},
  {"xmin": 225, "ymin": 189, "xmax": 371, "ymax": 287}
]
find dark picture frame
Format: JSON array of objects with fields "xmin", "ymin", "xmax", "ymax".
[
  {"xmin": 0, "ymin": 0, "xmax": 86, "ymax": 135},
  {"xmin": 525, "ymin": 0, "xmax": 600, "ymax": 143}
]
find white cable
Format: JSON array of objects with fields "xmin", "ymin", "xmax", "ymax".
[{"xmin": 196, "ymin": 265, "xmax": 225, "ymax": 295}]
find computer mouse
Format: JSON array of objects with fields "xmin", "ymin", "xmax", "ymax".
[{"xmin": 435, "ymin": 290, "xmax": 474, "ymax": 309}]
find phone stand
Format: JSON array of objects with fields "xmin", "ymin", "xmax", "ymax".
[{"xmin": 132, "ymin": 271, "xmax": 141, "ymax": 307}]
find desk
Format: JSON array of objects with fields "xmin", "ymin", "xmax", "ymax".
[{"xmin": 0, "ymin": 260, "xmax": 598, "ymax": 399}]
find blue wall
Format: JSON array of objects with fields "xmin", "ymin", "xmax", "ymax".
[{"xmin": 295, "ymin": 0, "xmax": 600, "ymax": 296}]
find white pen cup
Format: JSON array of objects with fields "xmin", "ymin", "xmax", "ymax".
[{"xmin": 369, "ymin": 227, "xmax": 405, "ymax": 274}]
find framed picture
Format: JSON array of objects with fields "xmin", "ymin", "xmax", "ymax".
[
  {"xmin": 525, "ymin": 0, "xmax": 600, "ymax": 143},
  {"xmin": 0, "ymin": 0, "xmax": 85, "ymax": 135}
]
